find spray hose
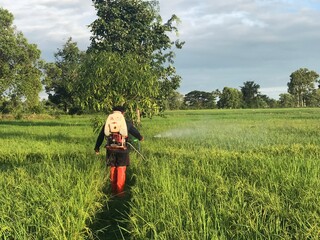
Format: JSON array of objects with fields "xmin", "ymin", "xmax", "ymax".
[{"xmin": 127, "ymin": 141, "xmax": 146, "ymax": 161}]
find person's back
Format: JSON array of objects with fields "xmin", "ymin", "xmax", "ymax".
[{"xmin": 94, "ymin": 105, "xmax": 143, "ymax": 197}]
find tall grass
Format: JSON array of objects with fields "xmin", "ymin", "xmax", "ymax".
[
  {"xmin": 1, "ymin": 109, "xmax": 320, "ymax": 239},
  {"xmin": 0, "ymin": 116, "xmax": 107, "ymax": 239},
  {"xmin": 128, "ymin": 108, "xmax": 320, "ymax": 239}
]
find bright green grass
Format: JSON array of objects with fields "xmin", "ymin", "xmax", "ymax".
[
  {"xmin": 0, "ymin": 116, "xmax": 108, "ymax": 239},
  {"xmin": 128, "ymin": 108, "xmax": 320, "ymax": 239},
  {"xmin": 1, "ymin": 109, "xmax": 320, "ymax": 239}
]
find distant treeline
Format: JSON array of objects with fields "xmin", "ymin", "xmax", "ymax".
[
  {"xmin": 1, "ymin": 4, "xmax": 319, "ymax": 117},
  {"xmin": 168, "ymin": 69, "xmax": 320, "ymax": 110}
]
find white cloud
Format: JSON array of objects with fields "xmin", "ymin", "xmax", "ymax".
[{"xmin": 1, "ymin": 0, "xmax": 96, "ymax": 59}]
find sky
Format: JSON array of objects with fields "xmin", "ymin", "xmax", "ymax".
[{"xmin": 1, "ymin": 0, "xmax": 320, "ymax": 99}]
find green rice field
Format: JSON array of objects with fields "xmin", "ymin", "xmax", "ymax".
[{"xmin": 1, "ymin": 108, "xmax": 320, "ymax": 239}]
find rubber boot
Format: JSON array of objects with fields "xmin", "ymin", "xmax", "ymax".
[
  {"xmin": 110, "ymin": 166, "xmax": 117, "ymax": 195},
  {"xmin": 116, "ymin": 166, "xmax": 126, "ymax": 197}
]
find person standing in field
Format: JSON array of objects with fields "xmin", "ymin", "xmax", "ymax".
[{"xmin": 94, "ymin": 106, "xmax": 144, "ymax": 197}]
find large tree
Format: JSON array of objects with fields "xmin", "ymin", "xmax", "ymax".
[
  {"xmin": 184, "ymin": 90, "xmax": 216, "ymax": 109},
  {"xmin": 240, "ymin": 81, "xmax": 261, "ymax": 108},
  {"xmin": 0, "ymin": 7, "xmax": 42, "ymax": 111},
  {"xmin": 87, "ymin": 0, "xmax": 184, "ymax": 116},
  {"xmin": 278, "ymin": 93, "xmax": 295, "ymax": 108},
  {"xmin": 304, "ymin": 88, "xmax": 320, "ymax": 107},
  {"xmin": 166, "ymin": 91, "xmax": 184, "ymax": 110},
  {"xmin": 287, "ymin": 68, "xmax": 319, "ymax": 107},
  {"xmin": 42, "ymin": 38, "xmax": 84, "ymax": 113},
  {"xmin": 217, "ymin": 87, "xmax": 242, "ymax": 109},
  {"xmin": 76, "ymin": 52, "xmax": 159, "ymax": 121}
]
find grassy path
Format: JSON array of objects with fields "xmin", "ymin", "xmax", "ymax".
[{"xmin": 88, "ymin": 167, "xmax": 136, "ymax": 240}]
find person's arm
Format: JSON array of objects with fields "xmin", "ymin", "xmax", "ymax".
[
  {"xmin": 126, "ymin": 121, "xmax": 143, "ymax": 141},
  {"xmin": 94, "ymin": 124, "xmax": 105, "ymax": 154}
]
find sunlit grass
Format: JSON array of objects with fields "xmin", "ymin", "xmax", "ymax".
[
  {"xmin": 129, "ymin": 108, "xmax": 320, "ymax": 239},
  {"xmin": 0, "ymin": 116, "xmax": 108, "ymax": 239},
  {"xmin": 1, "ymin": 109, "xmax": 320, "ymax": 239}
]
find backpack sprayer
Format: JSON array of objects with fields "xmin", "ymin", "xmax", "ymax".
[
  {"xmin": 106, "ymin": 132, "xmax": 127, "ymax": 151},
  {"xmin": 105, "ymin": 111, "xmax": 128, "ymax": 151},
  {"xmin": 104, "ymin": 110, "xmax": 146, "ymax": 160}
]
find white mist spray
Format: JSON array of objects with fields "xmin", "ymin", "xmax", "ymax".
[{"xmin": 154, "ymin": 127, "xmax": 199, "ymax": 139}]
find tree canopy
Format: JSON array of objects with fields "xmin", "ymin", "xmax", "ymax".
[
  {"xmin": 218, "ymin": 87, "xmax": 242, "ymax": 109},
  {"xmin": 42, "ymin": 38, "xmax": 84, "ymax": 113},
  {"xmin": 287, "ymin": 68, "xmax": 319, "ymax": 107},
  {"xmin": 87, "ymin": 0, "xmax": 184, "ymax": 117},
  {"xmin": 76, "ymin": 52, "xmax": 159, "ymax": 121},
  {"xmin": 240, "ymin": 81, "xmax": 261, "ymax": 108},
  {"xmin": 184, "ymin": 90, "xmax": 216, "ymax": 109},
  {"xmin": 0, "ymin": 7, "xmax": 42, "ymax": 110}
]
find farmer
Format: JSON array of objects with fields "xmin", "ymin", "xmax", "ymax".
[{"xmin": 94, "ymin": 106, "xmax": 143, "ymax": 197}]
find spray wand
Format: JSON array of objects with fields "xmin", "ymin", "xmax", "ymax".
[{"xmin": 127, "ymin": 139, "xmax": 146, "ymax": 161}]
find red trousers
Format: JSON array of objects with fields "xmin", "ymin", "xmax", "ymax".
[{"xmin": 110, "ymin": 166, "xmax": 126, "ymax": 196}]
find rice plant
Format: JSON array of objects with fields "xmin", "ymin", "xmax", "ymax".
[
  {"xmin": 1, "ymin": 109, "xmax": 320, "ymax": 239},
  {"xmin": 128, "ymin": 108, "xmax": 320, "ymax": 239}
]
